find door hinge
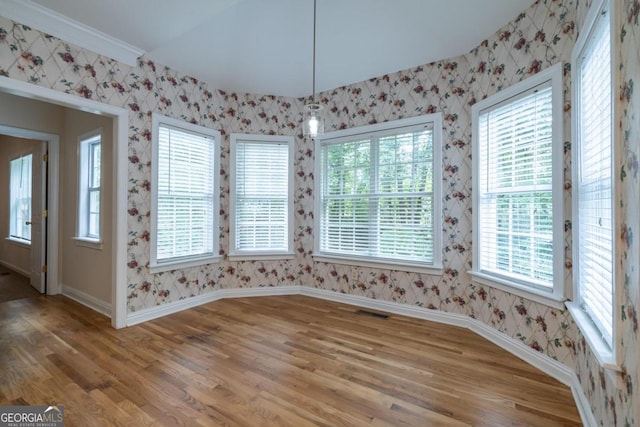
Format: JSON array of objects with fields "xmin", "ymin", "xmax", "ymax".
[
  {"xmin": 41, "ymin": 265, "xmax": 47, "ymax": 273},
  {"xmin": 42, "ymin": 210, "xmax": 48, "ymax": 218},
  {"xmin": 43, "ymin": 153, "xmax": 49, "ymax": 162}
]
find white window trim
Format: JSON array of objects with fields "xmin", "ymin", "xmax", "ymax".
[
  {"xmin": 75, "ymin": 128, "xmax": 103, "ymax": 247},
  {"xmin": 72, "ymin": 236, "xmax": 103, "ymax": 250},
  {"xmin": 313, "ymin": 253, "xmax": 443, "ymax": 275},
  {"xmin": 470, "ymin": 62, "xmax": 565, "ymax": 307},
  {"xmin": 313, "ymin": 114, "xmax": 443, "ymax": 274},
  {"xmin": 567, "ymin": 0, "xmax": 621, "ymax": 370},
  {"xmin": 228, "ymin": 133, "xmax": 295, "ymax": 261},
  {"xmin": 150, "ymin": 114, "xmax": 221, "ymax": 274},
  {"xmin": 5, "ymin": 236, "xmax": 30, "ymax": 248}
]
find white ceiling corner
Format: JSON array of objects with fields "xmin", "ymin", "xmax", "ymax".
[
  {"xmin": 0, "ymin": 0, "xmax": 144, "ymax": 66},
  {"xmin": 0, "ymin": 0, "xmax": 537, "ymax": 97}
]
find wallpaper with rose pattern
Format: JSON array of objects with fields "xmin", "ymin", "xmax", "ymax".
[
  {"xmin": 0, "ymin": 0, "xmax": 637, "ymax": 424},
  {"xmin": 571, "ymin": 1, "xmax": 640, "ymax": 425}
]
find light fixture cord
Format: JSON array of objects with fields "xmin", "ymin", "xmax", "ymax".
[{"xmin": 312, "ymin": 0, "xmax": 317, "ymax": 103}]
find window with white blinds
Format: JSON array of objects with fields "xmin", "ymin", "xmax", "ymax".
[
  {"xmin": 571, "ymin": 0, "xmax": 615, "ymax": 357},
  {"xmin": 229, "ymin": 134, "xmax": 294, "ymax": 258},
  {"xmin": 9, "ymin": 154, "xmax": 32, "ymax": 243},
  {"xmin": 151, "ymin": 114, "xmax": 221, "ymax": 273},
  {"xmin": 77, "ymin": 130, "xmax": 102, "ymax": 241},
  {"xmin": 471, "ymin": 63, "xmax": 564, "ymax": 302},
  {"xmin": 315, "ymin": 114, "xmax": 442, "ymax": 272}
]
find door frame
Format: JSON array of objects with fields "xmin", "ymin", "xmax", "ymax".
[
  {"xmin": 0, "ymin": 126, "xmax": 56, "ymax": 294},
  {"xmin": 0, "ymin": 76, "xmax": 129, "ymax": 328}
]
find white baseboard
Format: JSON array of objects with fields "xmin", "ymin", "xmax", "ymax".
[
  {"xmin": 126, "ymin": 285, "xmax": 303, "ymax": 326},
  {"xmin": 125, "ymin": 285, "xmax": 594, "ymax": 426},
  {"xmin": 300, "ymin": 288, "xmax": 595, "ymax": 426},
  {"xmin": 468, "ymin": 320, "xmax": 573, "ymax": 385},
  {"xmin": 571, "ymin": 373, "xmax": 597, "ymax": 427},
  {"xmin": 299, "ymin": 287, "xmax": 470, "ymax": 328},
  {"xmin": 300, "ymin": 288, "xmax": 573, "ymax": 382},
  {"xmin": 0, "ymin": 260, "xmax": 30, "ymax": 278},
  {"xmin": 61, "ymin": 284, "xmax": 111, "ymax": 318}
]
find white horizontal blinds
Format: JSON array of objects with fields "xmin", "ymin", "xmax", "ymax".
[
  {"xmin": 157, "ymin": 124, "xmax": 215, "ymax": 262},
  {"xmin": 9, "ymin": 154, "xmax": 32, "ymax": 242},
  {"xmin": 235, "ymin": 140, "xmax": 289, "ymax": 251},
  {"xmin": 377, "ymin": 131, "xmax": 434, "ymax": 260},
  {"xmin": 87, "ymin": 138, "xmax": 101, "ymax": 238},
  {"xmin": 322, "ymin": 138, "xmax": 371, "ymax": 254},
  {"xmin": 320, "ymin": 125, "xmax": 435, "ymax": 263},
  {"xmin": 577, "ymin": 8, "xmax": 613, "ymax": 347},
  {"xmin": 478, "ymin": 83, "xmax": 554, "ymax": 288}
]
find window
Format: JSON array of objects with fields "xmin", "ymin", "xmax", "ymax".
[
  {"xmin": 314, "ymin": 114, "xmax": 442, "ymax": 273},
  {"xmin": 76, "ymin": 130, "xmax": 102, "ymax": 243},
  {"xmin": 566, "ymin": 0, "xmax": 618, "ymax": 369},
  {"xmin": 9, "ymin": 154, "xmax": 32, "ymax": 243},
  {"xmin": 471, "ymin": 63, "xmax": 564, "ymax": 305},
  {"xmin": 229, "ymin": 134, "xmax": 294, "ymax": 259},
  {"xmin": 150, "ymin": 114, "xmax": 221, "ymax": 273}
]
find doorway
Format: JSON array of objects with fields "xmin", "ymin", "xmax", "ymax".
[
  {"xmin": 0, "ymin": 129, "xmax": 58, "ymax": 296},
  {"xmin": 0, "ymin": 77, "xmax": 128, "ymax": 328}
]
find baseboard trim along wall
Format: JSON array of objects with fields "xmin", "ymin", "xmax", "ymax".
[
  {"xmin": 61, "ymin": 283, "xmax": 111, "ymax": 318},
  {"xmin": 299, "ymin": 288, "xmax": 595, "ymax": 427},
  {"xmin": 0, "ymin": 260, "xmax": 30, "ymax": 278},
  {"xmin": 571, "ymin": 371, "xmax": 598, "ymax": 427},
  {"xmin": 123, "ymin": 285, "xmax": 594, "ymax": 427},
  {"xmin": 126, "ymin": 286, "xmax": 302, "ymax": 326}
]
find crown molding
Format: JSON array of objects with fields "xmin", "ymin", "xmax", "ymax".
[{"xmin": 0, "ymin": 0, "xmax": 144, "ymax": 66}]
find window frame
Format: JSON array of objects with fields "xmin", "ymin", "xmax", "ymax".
[
  {"xmin": 228, "ymin": 133, "xmax": 295, "ymax": 260},
  {"xmin": 150, "ymin": 113, "xmax": 221, "ymax": 273},
  {"xmin": 8, "ymin": 153, "xmax": 33, "ymax": 245},
  {"xmin": 470, "ymin": 62, "xmax": 565, "ymax": 308},
  {"xmin": 313, "ymin": 114, "xmax": 443, "ymax": 274},
  {"xmin": 74, "ymin": 128, "xmax": 103, "ymax": 248},
  {"xmin": 565, "ymin": 0, "xmax": 621, "ymax": 370}
]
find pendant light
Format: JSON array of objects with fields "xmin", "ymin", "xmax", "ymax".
[{"xmin": 303, "ymin": 0, "xmax": 324, "ymax": 139}]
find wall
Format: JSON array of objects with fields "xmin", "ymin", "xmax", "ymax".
[
  {"xmin": 0, "ymin": 0, "xmax": 637, "ymax": 424},
  {"xmin": 0, "ymin": 135, "xmax": 41, "ymax": 275},
  {"xmin": 618, "ymin": 1, "xmax": 640, "ymax": 423},
  {"xmin": 0, "ymin": 92, "xmax": 114, "ymax": 303},
  {"xmin": 313, "ymin": 0, "xmax": 578, "ymax": 367},
  {"xmin": 0, "ymin": 92, "xmax": 63, "ymax": 278},
  {"xmin": 0, "ymin": 91, "xmax": 64, "ymax": 133},
  {"xmin": 60, "ymin": 108, "xmax": 113, "ymax": 304},
  {"xmin": 571, "ymin": 0, "xmax": 640, "ymax": 424}
]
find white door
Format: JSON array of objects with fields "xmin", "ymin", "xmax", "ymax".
[{"xmin": 29, "ymin": 142, "xmax": 46, "ymax": 293}]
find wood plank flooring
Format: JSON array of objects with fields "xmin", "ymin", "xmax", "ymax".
[
  {"xmin": 0, "ymin": 266, "xmax": 40, "ymax": 303},
  {"xmin": 0, "ymin": 294, "xmax": 581, "ymax": 426}
]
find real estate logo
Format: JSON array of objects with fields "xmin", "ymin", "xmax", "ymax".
[{"xmin": 0, "ymin": 405, "xmax": 64, "ymax": 427}]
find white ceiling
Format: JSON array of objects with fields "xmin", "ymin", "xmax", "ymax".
[{"xmin": 2, "ymin": 0, "xmax": 535, "ymax": 97}]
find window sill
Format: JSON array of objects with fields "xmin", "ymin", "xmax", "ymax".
[
  {"xmin": 469, "ymin": 270, "xmax": 566, "ymax": 309},
  {"xmin": 73, "ymin": 237, "xmax": 103, "ymax": 250},
  {"xmin": 5, "ymin": 237, "xmax": 31, "ymax": 248},
  {"xmin": 227, "ymin": 252, "xmax": 295, "ymax": 262},
  {"xmin": 150, "ymin": 255, "xmax": 222, "ymax": 274},
  {"xmin": 566, "ymin": 302, "xmax": 621, "ymax": 371},
  {"xmin": 314, "ymin": 253, "xmax": 443, "ymax": 275}
]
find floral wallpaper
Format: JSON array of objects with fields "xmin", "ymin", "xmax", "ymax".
[
  {"xmin": 0, "ymin": 0, "xmax": 637, "ymax": 424},
  {"xmin": 570, "ymin": 0, "xmax": 640, "ymax": 425},
  {"xmin": 311, "ymin": 0, "xmax": 580, "ymax": 368}
]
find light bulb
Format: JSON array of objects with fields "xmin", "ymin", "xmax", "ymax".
[{"xmin": 308, "ymin": 117, "xmax": 319, "ymax": 137}]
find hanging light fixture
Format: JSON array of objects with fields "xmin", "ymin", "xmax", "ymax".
[{"xmin": 303, "ymin": 0, "xmax": 324, "ymax": 139}]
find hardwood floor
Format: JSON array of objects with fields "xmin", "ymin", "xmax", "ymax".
[
  {"xmin": 0, "ymin": 294, "xmax": 581, "ymax": 426},
  {"xmin": 0, "ymin": 266, "xmax": 40, "ymax": 303}
]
